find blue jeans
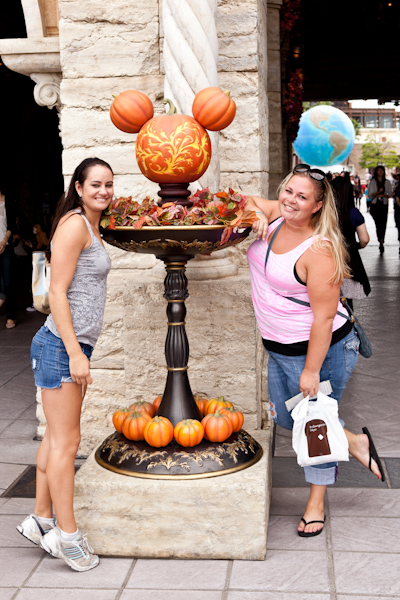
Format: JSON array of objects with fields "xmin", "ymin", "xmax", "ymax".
[
  {"xmin": 31, "ymin": 326, "xmax": 93, "ymax": 389},
  {"xmin": 267, "ymin": 329, "xmax": 359, "ymax": 485}
]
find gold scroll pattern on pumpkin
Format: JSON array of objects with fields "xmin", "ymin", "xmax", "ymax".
[{"xmin": 136, "ymin": 120, "xmax": 211, "ymax": 183}]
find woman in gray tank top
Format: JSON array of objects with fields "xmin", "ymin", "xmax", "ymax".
[{"xmin": 17, "ymin": 158, "xmax": 113, "ymax": 572}]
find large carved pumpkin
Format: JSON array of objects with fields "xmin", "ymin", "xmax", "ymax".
[
  {"xmin": 110, "ymin": 90, "xmax": 154, "ymax": 134},
  {"xmin": 136, "ymin": 100, "xmax": 211, "ymax": 184},
  {"xmin": 192, "ymin": 87, "xmax": 236, "ymax": 131}
]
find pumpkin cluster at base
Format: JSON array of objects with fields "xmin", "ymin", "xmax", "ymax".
[{"xmin": 111, "ymin": 393, "xmax": 244, "ymax": 447}]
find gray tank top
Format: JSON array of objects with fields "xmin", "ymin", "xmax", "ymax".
[{"xmin": 45, "ymin": 211, "xmax": 111, "ymax": 347}]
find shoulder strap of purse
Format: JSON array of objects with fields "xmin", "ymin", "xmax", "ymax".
[
  {"xmin": 264, "ymin": 220, "xmax": 352, "ymax": 323},
  {"xmin": 264, "ymin": 220, "xmax": 284, "ymax": 270}
]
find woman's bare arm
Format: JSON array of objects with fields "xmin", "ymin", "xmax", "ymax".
[
  {"xmin": 245, "ymin": 196, "xmax": 281, "ymax": 240},
  {"xmin": 356, "ymin": 223, "xmax": 369, "ymax": 248},
  {"xmin": 299, "ymin": 245, "xmax": 340, "ymax": 397}
]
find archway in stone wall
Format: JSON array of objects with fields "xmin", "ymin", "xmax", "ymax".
[{"xmin": 0, "ymin": 0, "xmax": 63, "ymax": 308}]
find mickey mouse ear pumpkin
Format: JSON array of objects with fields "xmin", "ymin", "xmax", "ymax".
[
  {"xmin": 110, "ymin": 90, "xmax": 154, "ymax": 134},
  {"xmin": 192, "ymin": 87, "xmax": 236, "ymax": 131}
]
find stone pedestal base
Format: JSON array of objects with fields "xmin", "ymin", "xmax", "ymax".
[{"xmin": 74, "ymin": 428, "xmax": 272, "ymax": 560}]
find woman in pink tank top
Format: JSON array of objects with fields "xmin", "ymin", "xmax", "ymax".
[{"xmin": 246, "ymin": 164, "xmax": 384, "ymax": 538}]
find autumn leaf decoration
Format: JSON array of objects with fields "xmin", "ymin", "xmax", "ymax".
[{"xmin": 100, "ymin": 188, "xmax": 258, "ymax": 242}]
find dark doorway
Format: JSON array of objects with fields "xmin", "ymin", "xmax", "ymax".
[
  {"xmin": 0, "ymin": 1, "xmax": 63, "ymax": 309},
  {"xmin": 284, "ymin": 0, "xmax": 400, "ymax": 102}
]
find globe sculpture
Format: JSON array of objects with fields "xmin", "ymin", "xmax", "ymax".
[{"xmin": 293, "ymin": 105, "xmax": 355, "ymax": 167}]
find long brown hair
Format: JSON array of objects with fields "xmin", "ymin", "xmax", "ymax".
[
  {"xmin": 277, "ymin": 172, "xmax": 350, "ymax": 284},
  {"xmin": 50, "ymin": 158, "xmax": 113, "ymax": 240}
]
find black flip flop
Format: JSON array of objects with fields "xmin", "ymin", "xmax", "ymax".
[
  {"xmin": 298, "ymin": 516, "xmax": 325, "ymax": 538},
  {"xmin": 362, "ymin": 426, "xmax": 386, "ymax": 483}
]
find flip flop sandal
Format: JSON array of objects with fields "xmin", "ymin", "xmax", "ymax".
[
  {"xmin": 298, "ymin": 516, "xmax": 325, "ymax": 538},
  {"xmin": 362, "ymin": 427, "xmax": 386, "ymax": 483}
]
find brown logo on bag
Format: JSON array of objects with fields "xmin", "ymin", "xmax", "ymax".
[{"xmin": 305, "ymin": 419, "xmax": 331, "ymax": 458}]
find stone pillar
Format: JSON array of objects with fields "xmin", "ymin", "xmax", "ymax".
[{"xmin": 267, "ymin": 0, "xmax": 284, "ymax": 198}]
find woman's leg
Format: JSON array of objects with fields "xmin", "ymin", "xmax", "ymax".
[
  {"xmin": 267, "ymin": 351, "xmax": 329, "ymax": 535},
  {"xmin": 41, "ymin": 382, "xmax": 84, "ymax": 533},
  {"xmin": 376, "ymin": 204, "xmax": 389, "ymax": 245},
  {"xmin": 297, "ymin": 484, "xmax": 326, "ymax": 535},
  {"xmin": 344, "ymin": 428, "xmax": 383, "ymax": 479},
  {"xmin": 34, "ymin": 431, "xmax": 53, "ymax": 518}
]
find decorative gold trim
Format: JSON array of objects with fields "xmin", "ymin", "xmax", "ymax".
[
  {"xmin": 168, "ymin": 322, "xmax": 185, "ymax": 326},
  {"xmin": 114, "ymin": 225, "xmax": 226, "ymax": 231},
  {"xmin": 167, "ymin": 366, "xmax": 188, "ymax": 371},
  {"xmin": 168, "ymin": 299, "xmax": 185, "ymax": 303},
  {"xmin": 94, "ymin": 450, "xmax": 263, "ymax": 480}
]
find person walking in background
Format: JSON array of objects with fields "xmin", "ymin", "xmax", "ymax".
[
  {"xmin": 352, "ymin": 174, "xmax": 362, "ymax": 209},
  {"xmin": 245, "ymin": 164, "xmax": 384, "ymax": 538},
  {"xmin": 394, "ymin": 179, "xmax": 400, "ymax": 256},
  {"xmin": 332, "ymin": 176, "xmax": 370, "ymax": 309},
  {"xmin": 368, "ymin": 166, "xmax": 391, "ymax": 254},
  {"xmin": 0, "ymin": 183, "xmax": 17, "ymax": 329},
  {"xmin": 17, "ymin": 158, "xmax": 113, "ymax": 571}
]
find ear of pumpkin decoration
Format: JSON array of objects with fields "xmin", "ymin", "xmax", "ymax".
[
  {"xmin": 192, "ymin": 87, "xmax": 237, "ymax": 132},
  {"xmin": 110, "ymin": 90, "xmax": 154, "ymax": 134}
]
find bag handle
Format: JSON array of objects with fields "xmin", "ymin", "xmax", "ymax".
[{"xmin": 264, "ymin": 220, "xmax": 352, "ymax": 323}]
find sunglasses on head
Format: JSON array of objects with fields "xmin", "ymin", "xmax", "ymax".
[{"xmin": 293, "ymin": 163, "xmax": 326, "ymax": 182}]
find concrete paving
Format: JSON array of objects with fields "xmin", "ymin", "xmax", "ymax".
[{"xmin": 1, "ymin": 199, "xmax": 399, "ymax": 599}]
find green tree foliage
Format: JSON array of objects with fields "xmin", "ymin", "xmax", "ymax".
[{"xmin": 359, "ymin": 134, "xmax": 400, "ymax": 169}]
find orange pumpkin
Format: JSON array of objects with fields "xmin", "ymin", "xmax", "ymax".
[
  {"xmin": 220, "ymin": 407, "xmax": 244, "ymax": 432},
  {"xmin": 122, "ymin": 411, "xmax": 152, "ymax": 441},
  {"xmin": 144, "ymin": 416, "xmax": 174, "ymax": 447},
  {"xmin": 194, "ymin": 394, "xmax": 208, "ymax": 417},
  {"xmin": 201, "ymin": 410, "xmax": 233, "ymax": 442},
  {"xmin": 128, "ymin": 400, "xmax": 156, "ymax": 418},
  {"xmin": 192, "ymin": 87, "xmax": 236, "ymax": 131},
  {"xmin": 153, "ymin": 395, "xmax": 162, "ymax": 412},
  {"xmin": 205, "ymin": 396, "xmax": 234, "ymax": 415},
  {"xmin": 110, "ymin": 90, "xmax": 154, "ymax": 133},
  {"xmin": 136, "ymin": 99, "xmax": 211, "ymax": 184},
  {"xmin": 112, "ymin": 408, "xmax": 130, "ymax": 433},
  {"xmin": 174, "ymin": 419, "xmax": 204, "ymax": 447}
]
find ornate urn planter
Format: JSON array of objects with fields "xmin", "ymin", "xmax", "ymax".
[{"xmin": 95, "ymin": 89, "xmax": 263, "ymax": 478}]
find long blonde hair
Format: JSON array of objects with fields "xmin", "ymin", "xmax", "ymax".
[{"xmin": 277, "ymin": 172, "xmax": 350, "ymax": 285}]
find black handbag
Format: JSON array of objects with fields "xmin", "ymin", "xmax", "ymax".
[{"xmin": 264, "ymin": 221, "xmax": 372, "ymax": 358}]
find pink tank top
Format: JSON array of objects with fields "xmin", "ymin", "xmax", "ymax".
[{"xmin": 247, "ymin": 218, "xmax": 347, "ymax": 343}]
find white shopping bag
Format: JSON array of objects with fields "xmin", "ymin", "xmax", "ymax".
[{"xmin": 292, "ymin": 391, "xmax": 349, "ymax": 467}]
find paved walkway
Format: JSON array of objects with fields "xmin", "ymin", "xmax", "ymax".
[{"xmin": 1, "ymin": 200, "xmax": 400, "ymax": 599}]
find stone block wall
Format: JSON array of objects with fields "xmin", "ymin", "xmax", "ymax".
[{"xmin": 43, "ymin": 0, "xmax": 278, "ymax": 453}]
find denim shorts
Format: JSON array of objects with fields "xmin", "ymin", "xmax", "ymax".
[
  {"xmin": 266, "ymin": 328, "xmax": 360, "ymax": 485},
  {"xmin": 31, "ymin": 325, "xmax": 93, "ymax": 390}
]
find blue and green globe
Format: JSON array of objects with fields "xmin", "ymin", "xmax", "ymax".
[{"xmin": 293, "ymin": 105, "xmax": 355, "ymax": 167}]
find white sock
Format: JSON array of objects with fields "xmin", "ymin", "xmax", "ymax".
[
  {"xmin": 59, "ymin": 528, "xmax": 80, "ymax": 541},
  {"xmin": 36, "ymin": 516, "xmax": 54, "ymax": 525}
]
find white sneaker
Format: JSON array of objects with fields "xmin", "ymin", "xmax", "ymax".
[
  {"xmin": 40, "ymin": 527, "xmax": 99, "ymax": 572},
  {"xmin": 17, "ymin": 514, "xmax": 55, "ymax": 546}
]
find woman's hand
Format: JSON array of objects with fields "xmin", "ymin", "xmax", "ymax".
[
  {"xmin": 0, "ymin": 238, "xmax": 7, "ymax": 254},
  {"xmin": 299, "ymin": 368, "xmax": 320, "ymax": 398},
  {"xmin": 69, "ymin": 351, "xmax": 93, "ymax": 386},
  {"xmin": 252, "ymin": 212, "xmax": 269, "ymax": 240}
]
